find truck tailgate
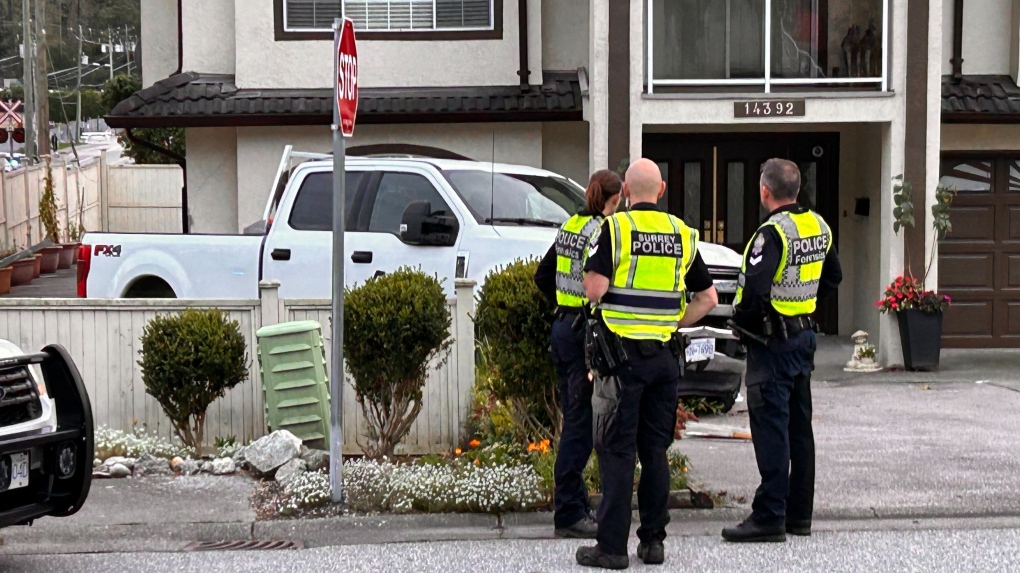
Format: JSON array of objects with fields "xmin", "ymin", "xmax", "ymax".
[{"xmin": 82, "ymin": 233, "xmax": 264, "ymax": 299}]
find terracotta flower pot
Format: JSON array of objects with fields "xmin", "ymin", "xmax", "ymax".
[
  {"xmin": 10, "ymin": 259, "xmax": 35, "ymax": 286},
  {"xmin": 32, "ymin": 255, "xmax": 41, "ymax": 278},
  {"xmin": 57, "ymin": 244, "xmax": 77, "ymax": 269},
  {"xmin": 0, "ymin": 266, "xmax": 11, "ymax": 295},
  {"xmin": 39, "ymin": 247, "xmax": 62, "ymax": 274}
]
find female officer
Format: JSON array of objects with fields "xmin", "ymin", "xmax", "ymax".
[{"xmin": 534, "ymin": 169, "xmax": 623, "ymax": 538}]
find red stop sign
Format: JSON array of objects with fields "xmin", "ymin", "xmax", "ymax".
[{"xmin": 335, "ymin": 18, "xmax": 358, "ymax": 138}]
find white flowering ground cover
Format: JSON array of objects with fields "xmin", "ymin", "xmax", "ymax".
[
  {"xmin": 95, "ymin": 426, "xmax": 191, "ymax": 461},
  {"xmin": 275, "ymin": 458, "xmax": 547, "ymax": 516}
]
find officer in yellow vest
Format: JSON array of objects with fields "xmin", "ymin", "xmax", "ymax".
[
  {"xmin": 534, "ymin": 169, "xmax": 623, "ymax": 539},
  {"xmin": 576, "ymin": 158, "xmax": 717, "ymax": 569},
  {"xmin": 722, "ymin": 158, "xmax": 842, "ymax": 543}
]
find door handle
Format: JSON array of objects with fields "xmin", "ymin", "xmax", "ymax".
[
  {"xmin": 271, "ymin": 248, "xmax": 291, "ymax": 261},
  {"xmin": 352, "ymin": 251, "xmax": 373, "ymax": 264}
]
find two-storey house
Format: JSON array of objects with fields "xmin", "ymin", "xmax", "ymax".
[{"xmin": 107, "ymin": 0, "xmax": 1020, "ymax": 363}]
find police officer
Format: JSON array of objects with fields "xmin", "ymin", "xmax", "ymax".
[
  {"xmin": 576, "ymin": 158, "xmax": 717, "ymax": 569},
  {"xmin": 722, "ymin": 158, "xmax": 842, "ymax": 543},
  {"xmin": 534, "ymin": 169, "xmax": 623, "ymax": 539}
]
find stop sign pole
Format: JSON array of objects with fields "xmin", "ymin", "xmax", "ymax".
[{"xmin": 331, "ymin": 17, "xmax": 357, "ymax": 505}]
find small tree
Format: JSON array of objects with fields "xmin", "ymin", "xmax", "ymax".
[
  {"xmin": 474, "ymin": 259, "xmax": 560, "ymax": 443},
  {"xmin": 138, "ymin": 309, "xmax": 249, "ymax": 454},
  {"xmin": 344, "ymin": 267, "xmax": 453, "ymax": 459},
  {"xmin": 39, "ymin": 157, "xmax": 60, "ymax": 243}
]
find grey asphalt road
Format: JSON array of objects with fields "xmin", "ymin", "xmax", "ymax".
[{"xmin": 3, "ymin": 520, "xmax": 1020, "ymax": 573}]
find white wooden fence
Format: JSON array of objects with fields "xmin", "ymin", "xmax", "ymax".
[
  {"xmin": 1, "ymin": 154, "xmax": 185, "ymax": 247},
  {"xmin": 105, "ymin": 164, "xmax": 183, "ymax": 233},
  {"xmin": 0, "ymin": 280, "xmax": 476, "ymax": 454}
]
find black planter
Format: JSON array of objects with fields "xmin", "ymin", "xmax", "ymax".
[{"xmin": 896, "ymin": 309, "xmax": 943, "ymax": 371}]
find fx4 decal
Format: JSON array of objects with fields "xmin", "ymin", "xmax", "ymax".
[{"xmin": 94, "ymin": 245, "xmax": 122, "ymax": 257}]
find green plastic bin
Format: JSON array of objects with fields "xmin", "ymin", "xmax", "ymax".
[{"xmin": 255, "ymin": 320, "xmax": 331, "ymax": 449}]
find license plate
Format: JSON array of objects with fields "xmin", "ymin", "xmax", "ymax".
[
  {"xmin": 9, "ymin": 452, "xmax": 29, "ymax": 490},
  {"xmin": 685, "ymin": 338, "xmax": 716, "ymax": 363}
]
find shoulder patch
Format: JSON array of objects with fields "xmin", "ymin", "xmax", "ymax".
[{"xmin": 751, "ymin": 233, "xmax": 766, "ymax": 256}]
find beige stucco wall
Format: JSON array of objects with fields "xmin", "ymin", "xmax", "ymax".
[
  {"xmin": 942, "ymin": 0, "xmax": 1014, "ymax": 75},
  {"xmin": 182, "ymin": 0, "xmax": 236, "ymax": 75},
  {"xmin": 233, "ymin": 123, "xmax": 545, "ymax": 231},
  {"xmin": 941, "ymin": 123, "xmax": 1020, "ymax": 150},
  {"xmin": 141, "ymin": 0, "xmax": 179, "ymax": 87},
  {"xmin": 541, "ymin": 122, "xmax": 590, "ymax": 185},
  {"xmin": 185, "ymin": 127, "xmax": 240, "ymax": 234},
  {"xmin": 543, "ymin": 0, "xmax": 589, "ymax": 71},
  {"xmin": 232, "ymin": 0, "xmax": 526, "ymax": 89}
]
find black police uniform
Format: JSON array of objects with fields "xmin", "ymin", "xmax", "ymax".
[
  {"xmin": 731, "ymin": 203, "xmax": 842, "ymax": 535},
  {"xmin": 535, "ymin": 212, "xmax": 599, "ymax": 532},
  {"xmin": 583, "ymin": 203, "xmax": 714, "ymax": 558}
]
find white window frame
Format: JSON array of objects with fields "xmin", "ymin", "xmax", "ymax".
[
  {"xmin": 282, "ymin": 0, "xmax": 496, "ymax": 33},
  {"xmin": 646, "ymin": 0, "xmax": 889, "ymax": 94}
]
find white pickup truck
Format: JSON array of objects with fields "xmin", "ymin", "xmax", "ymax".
[{"xmin": 77, "ymin": 149, "xmax": 743, "ymax": 324}]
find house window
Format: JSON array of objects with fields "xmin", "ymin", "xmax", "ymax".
[
  {"xmin": 647, "ymin": 0, "xmax": 889, "ymax": 93},
  {"xmin": 282, "ymin": 0, "xmax": 493, "ymax": 33}
]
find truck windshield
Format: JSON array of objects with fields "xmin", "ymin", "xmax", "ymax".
[{"xmin": 442, "ymin": 170, "xmax": 586, "ymax": 226}]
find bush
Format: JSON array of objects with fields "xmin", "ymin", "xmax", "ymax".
[
  {"xmin": 344, "ymin": 267, "xmax": 452, "ymax": 459},
  {"xmin": 474, "ymin": 259, "xmax": 559, "ymax": 442},
  {"xmin": 137, "ymin": 309, "xmax": 249, "ymax": 455},
  {"xmin": 40, "ymin": 157, "xmax": 60, "ymax": 243}
]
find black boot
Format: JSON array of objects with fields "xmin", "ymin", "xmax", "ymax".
[
  {"xmin": 555, "ymin": 515, "xmax": 598, "ymax": 539},
  {"xmin": 721, "ymin": 517, "xmax": 787, "ymax": 543},
  {"xmin": 637, "ymin": 541, "xmax": 664, "ymax": 565},
  {"xmin": 786, "ymin": 519, "xmax": 812, "ymax": 536},
  {"xmin": 575, "ymin": 545, "xmax": 629, "ymax": 569}
]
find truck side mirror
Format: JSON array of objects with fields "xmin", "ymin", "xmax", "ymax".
[{"xmin": 400, "ymin": 201, "xmax": 458, "ymax": 247}]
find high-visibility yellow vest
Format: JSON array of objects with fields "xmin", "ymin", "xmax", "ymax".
[
  {"xmin": 555, "ymin": 213, "xmax": 603, "ymax": 308},
  {"xmin": 598, "ymin": 210, "xmax": 698, "ymax": 341},
  {"xmin": 736, "ymin": 209, "xmax": 832, "ymax": 317}
]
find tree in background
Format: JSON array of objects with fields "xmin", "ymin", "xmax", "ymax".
[{"xmin": 102, "ymin": 74, "xmax": 184, "ymax": 165}]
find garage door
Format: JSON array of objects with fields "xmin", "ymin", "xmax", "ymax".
[{"xmin": 938, "ymin": 157, "xmax": 1020, "ymax": 348}]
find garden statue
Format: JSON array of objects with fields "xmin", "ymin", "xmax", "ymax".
[{"xmin": 845, "ymin": 330, "xmax": 881, "ymax": 372}]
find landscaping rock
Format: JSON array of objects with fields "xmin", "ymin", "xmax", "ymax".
[
  {"xmin": 109, "ymin": 463, "xmax": 131, "ymax": 478},
  {"xmin": 92, "ymin": 465, "xmax": 111, "ymax": 478},
  {"xmin": 179, "ymin": 459, "xmax": 202, "ymax": 476},
  {"xmin": 170, "ymin": 457, "xmax": 185, "ymax": 470},
  {"xmin": 211, "ymin": 458, "xmax": 236, "ymax": 475},
  {"xmin": 275, "ymin": 458, "xmax": 307, "ymax": 485},
  {"xmin": 200, "ymin": 461, "xmax": 215, "ymax": 474},
  {"xmin": 103, "ymin": 456, "xmax": 136, "ymax": 470},
  {"xmin": 243, "ymin": 430, "xmax": 302, "ymax": 476},
  {"xmin": 301, "ymin": 449, "xmax": 330, "ymax": 472},
  {"xmin": 134, "ymin": 453, "xmax": 173, "ymax": 477},
  {"xmin": 232, "ymin": 445, "xmax": 249, "ymax": 464}
]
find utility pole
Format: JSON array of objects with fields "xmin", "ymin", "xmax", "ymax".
[
  {"xmin": 108, "ymin": 29, "xmax": 114, "ymax": 82},
  {"xmin": 125, "ymin": 24, "xmax": 132, "ymax": 77},
  {"xmin": 75, "ymin": 26, "xmax": 82, "ymax": 143},
  {"xmin": 34, "ymin": 0, "xmax": 48, "ymax": 157},
  {"xmin": 21, "ymin": 0, "xmax": 34, "ymax": 160}
]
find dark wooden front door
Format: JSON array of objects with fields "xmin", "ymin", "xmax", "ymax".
[
  {"xmin": 939, "ymin": 156, "xmax": 1020, "ymax": 348},
  {"xmin": 643, "ymin": 132, "xmax": 841, "ymax": 334}
]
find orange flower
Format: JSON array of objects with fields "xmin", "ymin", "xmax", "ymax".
[
  {"xmin": 469, "ymin": 439, "xmax": 481, "ymax": 448},
  {"xmin": 474, "ymin": 458, "xmax": 481, "ymax": 466},
  {"xmin": 455, "ymin": 448, "xmax": 462, "ymax": 455}
]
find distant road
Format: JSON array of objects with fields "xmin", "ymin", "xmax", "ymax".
[{"xmin": 58, "ymin": 141, "xmax": 125, "ymax": 166}]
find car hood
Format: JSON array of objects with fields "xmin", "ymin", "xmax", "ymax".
[{"xmin": 490, "ymin": 226, "xmax": 742, "ymax": 269}]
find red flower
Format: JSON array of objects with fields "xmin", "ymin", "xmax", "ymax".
[{"xmin": 891, "ymin": 302, "xmax": 899, "ymax": 309}]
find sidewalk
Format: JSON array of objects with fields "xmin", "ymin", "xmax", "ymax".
[{"xmin": 3, "ymin": 337, "xmax": 1019, "ymax": 555}]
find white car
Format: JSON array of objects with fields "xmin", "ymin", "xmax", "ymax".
[
  {"xmin": 79, "ymin": 147, "xmax": 742, "ymax": 309},
  {"xmin": 0, "ymin": 340, "xmax": 93, "ymax": 528}
]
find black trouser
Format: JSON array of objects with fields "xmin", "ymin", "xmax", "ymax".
[
  {"xmin": 592, "ymin": 341, "xmax": 679, "ymax": 557},
  {"xmin": 551, "ymin": 312, "xmax": 593, "ymax": 529},
  {"xmin": 745, "ymin": 328, "xmax": 817, "ymax": 527}
]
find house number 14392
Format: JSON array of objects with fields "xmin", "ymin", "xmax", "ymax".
[{"xmin": 734, "ymin": 100, "xmax": 805, "ymax": 118}]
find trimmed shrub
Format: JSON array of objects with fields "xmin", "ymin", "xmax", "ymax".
[
  {"xmin": 344, "ymin": 266, "xmax": 452, "ymax": 459},
  {"xmin": 138, "ymin": 309, "xmax": 249, "ymax": 455},
  {"xmin": 473, "ymin": 258, "xmax": 559, "ymax": 442}
]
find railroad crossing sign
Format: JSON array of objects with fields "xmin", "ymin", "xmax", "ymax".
[{"xmin": 0, "ymin": 100, "xmax": 23, "ymax": 130}]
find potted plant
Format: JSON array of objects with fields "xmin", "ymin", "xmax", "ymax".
[
  {"xmin": 64, "ymin": 223, "xmax": 86, "ymax": 267},
  {"xmin": 38, "ymin": 156, "xmax": 64, "ymax": 274},
  {"xmin": 0, "ymin": 242, "xmax": 16, "ymax": 295},
  {"xmin": 876, "ymin": 177, "xmax": 956, "ymax": 371},
  {"xmin": 7, "ymin": 243, "xmax": 35, "ymax": 287}
]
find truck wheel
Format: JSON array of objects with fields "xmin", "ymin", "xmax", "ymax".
[{"xmin": 124, "ymin": 277, "xmax": 177, "ymax": 298}]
